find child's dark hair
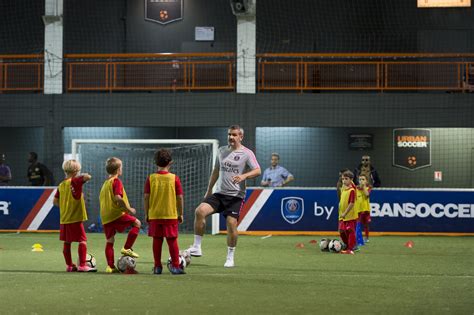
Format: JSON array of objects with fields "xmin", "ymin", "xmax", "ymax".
[
  {"xmin": 154, "ymin": 149, "xmax": 172, "ymax": 167},
  {"xmin": 339, "ymin": 168, "xmax": 350, "ymax": 174},
  {"xmin": 342, "ymin": 170, "xmax": 354, "ymax": 179}
]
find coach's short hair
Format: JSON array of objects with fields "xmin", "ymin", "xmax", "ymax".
[
  {"xmin": 154, "ymin": 149, "xmax": 172, "ymax": 167},
  {"xmin": 271, "ymin": 153, "xmax": 280, "ymax": 159},
  {"xmin": 229, "ymin": 124, "xmax": 244, "ymax": 135},
  {"xmin": 105, "ymin": 157, "xmax": 122, "ymax": 175}
]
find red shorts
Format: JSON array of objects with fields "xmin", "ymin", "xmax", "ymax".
[
  {"xmin": 103, "ymin": 213, "xmax": 137, "ymax": 239},
  {"xmin": 148, "ymin": 219, "xmax": 178, "ymax": 238},
  {"xmin": 359, "ymin": 211, "xmax": 371, "ymax": 225},
  {"xmin": 60, "ymin": 222, "xmax": 87, "ymax": 243},
  {"xmin": 338, "ymin": 219, "xmax": 357, "ymax": 232}
]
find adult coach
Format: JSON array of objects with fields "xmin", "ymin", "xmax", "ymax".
[
  {"xmin": 354, "ymin": 155, "xmax": 381, "ymax": 187},
  {"xmin": 187, "ymin": 125, "xmax": 261, "ymax": 267},
  {"xmin": 27, "ymin": 152, "xmax": 54, "ymax": 186},
  {"xmin": 260, "ymin": 153, "xmax": 294, "ymax": 187}
]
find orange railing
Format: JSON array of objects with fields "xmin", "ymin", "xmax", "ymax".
[
  {"xmin": 2, "ymin": 53, "xmax": 474, "ymax": 93},
  {"xmin": 64, "ymin": 53, "xmax": 236, "ymax": 92},
  {"xmin": 0, "ymin": 54, "xmax": 43, "ymax": 92},
  {"xmin": 258, "ymin": 53, "xmax": 474, "ymax": 92}
]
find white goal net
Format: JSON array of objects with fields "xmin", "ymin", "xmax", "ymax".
[{"xmin": 71, "ymin": 139, "xmax": 219, "ymax": 234}]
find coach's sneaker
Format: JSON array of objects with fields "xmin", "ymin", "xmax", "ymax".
[
  {"xmin": 78, "ymin": 265, "xmax": 97, "ymax": 272},
  {"xmin": 169, "ymin": 266, "xmax": 186, "ymax": 275},
  {"xmin": 105, "ymin": 266, "xmax": 120, "ymax": 273},
  {"xmin": 121, "ymin": 247, "xmax": 140, "ymax": 258},
  {"xmin": 224, "ymin": 259, "xmax": 235, "ymax": 268},
  {"xmin": 153, "ymin": 266, "xmax": 163, "ymax": 275},
  {"xmin": 186, "ymin": 246, "xmax": 202, "ymax": 257},
  {"xmin": 66, "ymin": 264, "xmax": 78, "ymax": 272}
]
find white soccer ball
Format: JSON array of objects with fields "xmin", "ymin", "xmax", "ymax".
[
  {"xmin": 179, "ymin": 250, "xmax": 191, "ymax": 267},
  {"xmin": 328, "ymin": 239, "xmax": 342, "ymax": 253},
  {"xmin": 319, "ymin": 238, "xmax": 331, "ymax": 252},
  {"xmin": 78, "ymin": 253, "xmax": 97, "ymax": 269},
  {"xmin": 117, "ymin": 255, "xmax": 137, "ymax": 272},
  {"xmin": 167, "ymin": 255, "xmax": 187, "ymax": 271}
]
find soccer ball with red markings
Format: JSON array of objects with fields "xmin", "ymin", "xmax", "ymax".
[
  {"xmin": 328, "ymin": 239, "xmax": 342, "ymax": 253},
  {"xmin": 117, "ymin": 255, "xmax": 136, "ymax": 273}
]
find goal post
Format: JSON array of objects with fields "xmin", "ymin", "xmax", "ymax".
[{"xmin": 71, "ymin": 139, "xmax": 220, "ymax": 235}]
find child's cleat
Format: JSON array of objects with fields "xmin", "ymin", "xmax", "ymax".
[
  {"xmin": 186, "ymin": 246, "xmax": 202, "ymax": 257},
  {"xmin": 169, "ymin": 266, "xmax": 186, "ymax": 275},
  {"xmin": 105, "ymin": 266, "xmax": 120, "ymax": 273},
  {"xmin": 153, "ymin": 266, "xmax": 163, "ymax": 275},
  {"xmin": 354, "ymin": 246, "xmax": 360, "ymax": 252},
  {"xmin": 224, "ymin": 259, "xmax": 235, "ymax": 268},
  {"xmin": 365, "ymin": 238, "xmax": 370, "ymax": 243},
  {"xmin": 340, "ymin": 250, "xmax": 355, "ymax": 255},
  {"xmin": 121, "ymin": 248, "xmax": 139, "ymax": 258},
  {"xmin": 77, "ymin": 265, "xmax": 97, "ymax": 272},
  {"xmin": 66, "ymin": 264, "xmax": 78, "ymax": 272}
]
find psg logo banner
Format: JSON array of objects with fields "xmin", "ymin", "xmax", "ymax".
[
  {"xmin": 393, "ymin": 128, "xmax": 431, "ymax": 171},
  {"xmin": 145, "ymin": 0, "xmax": 183, "ymax": 25}
]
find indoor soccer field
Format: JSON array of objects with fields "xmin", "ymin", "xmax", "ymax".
[{"xmin": 0, "ymin": 233, "xmax": 472, "ymax": 314}]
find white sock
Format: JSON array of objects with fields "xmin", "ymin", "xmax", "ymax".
[
  {"xmin": 227, "ymin": 246, "xmax": 235, "ymax": 260},
  {"xmin": 193, "ymin": 235, "xmax": 202, "ymax": 248}
]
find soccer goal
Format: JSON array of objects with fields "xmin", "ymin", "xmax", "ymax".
[{"xmin": 71, "ymin": 139, "xmax": 220, "ymax": 234}]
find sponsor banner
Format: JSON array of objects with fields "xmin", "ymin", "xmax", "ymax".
[
  {"xmin": 393, "ymin": 128, "xmax": 431, "ymax": 170},
  {"xmin": 219, "ymin": 188, "xmax": 474, "ymax": 233},
  {"xmin": 0, "ymin": 187, "xmax": 59, "ymax": 230},
  {"xmin": 145, "ymin": 0, "xmax": 183, "ymax": 25}
]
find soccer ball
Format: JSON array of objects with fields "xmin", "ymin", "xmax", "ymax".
[
  {"xmin": 319, "ymin": 238, "xmax": 331, "ymax": 252},
  {"xmin": 117, "ymin": 255, "xmax": 137, "ymax": 272},
  {"xmin": 179, "ymin": 250, "xmax": 191, "ymax": 267},
  {"xmin": 328, "ymin": 239, "xmax": 342, "ymax": 253},
  {"xmin": 78, "ymin": 253, "xmax": 97, "ymax": 269},
  {"xmin": 166, "ymin": 255, "xmax": 187, "ymax": 271}
]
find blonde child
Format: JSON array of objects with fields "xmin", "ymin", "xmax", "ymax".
[
  {"xmin": 144, "ymin": 149, "xmax": 185, "ymax": 275},
  {"xmin": 338, "ymin": 170, "xmax": 357, "ymax": 254},
  {"xmin": 53, "ymin": 160, "xmax": 95, "ymax": 272},
  {"xmin": 99, "ymin": 157, "xmax": 141, "ymax": 273}
]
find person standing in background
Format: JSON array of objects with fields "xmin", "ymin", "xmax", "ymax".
[
  {"xmin": 354, "ymin": 155, "xmax": 381, "ymax": 187},
  {"xmin": 261, "ymin": 153, "xmax": 294, "ymax": 187},
  {"xmin": 27, "ymin": 152, "xmax": 54, "ymax": 186},
  {"xmin": 0, "ymin": 153, "xmax": 12, "ymax": 186}
]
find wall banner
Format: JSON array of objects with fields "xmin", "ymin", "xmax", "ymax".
[
  {"xmin": 218, "ymin": 188, "xmax": 474, "ymax": 234},
  {"xmin": 393, "ymin": 128, "xmax": 431, "ymax": 170},
  {"xmin": 145, "ymin": 0, "xmax": 183, "ymax": 25}
]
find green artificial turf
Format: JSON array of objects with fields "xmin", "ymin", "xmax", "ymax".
[{"xmin": 0, "ymin": 233, "xmax": 473, "ymax": 314}]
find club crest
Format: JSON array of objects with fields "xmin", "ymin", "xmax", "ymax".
[{"xmin": 281, "ymin": 197, "xmax": 304, "ymax": 224}]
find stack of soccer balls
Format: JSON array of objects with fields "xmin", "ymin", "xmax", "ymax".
[{"xmin": 319, "ymin": 238, "xmax": 343, "ymax": 253}]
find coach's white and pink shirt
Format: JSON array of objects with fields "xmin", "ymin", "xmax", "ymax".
[{"xmin": 215, "ymin": 145, "xmax": 260, "ymax": 199}]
